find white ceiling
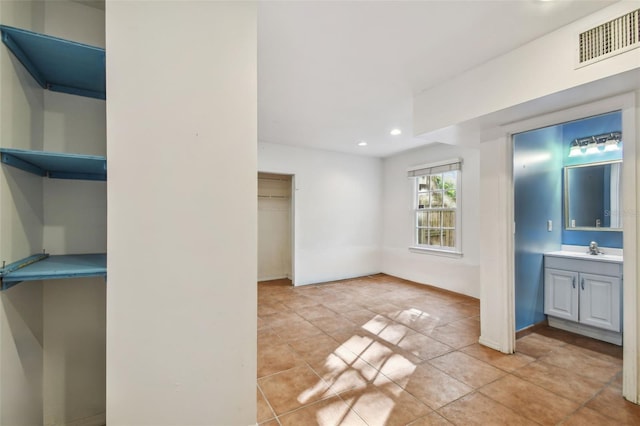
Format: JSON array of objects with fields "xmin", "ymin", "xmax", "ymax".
[{"xmin": 258, "ymin": 0, "xmax": 618, "ymax": 157}]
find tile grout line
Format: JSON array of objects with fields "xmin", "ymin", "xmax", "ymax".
[
  {"xmin": 261, "ymin": 305, "xmax": 440, "ymax": 424},
  {"xmin": 260, "ymin": 277, "xmax": 625, "ymax": 424},
  {"xmin": 270, "ymin": 379, "xmax": 367, "ymax": 426},
  {"xmin": 334, "ymin": 392, "xmax": 371, "ymax": 426},
  {"xmin": 271, "ymin": 383, "xmax": 335, "ymax": 421},
  {"xmin": 435, "ymin": 389, "xmax": 546, "ymax": 426},
  {"xmin": 550, "ymin": 371, "xmax": 625, "ymax": 425},
  {"xmin": 261, "ymin": 345, "xmax": 350, "ymax": 423},
  {"xmin": 474, "ymin": 365, "xmax": 619, "ymax": 426},
  {"xmin": 475, "ymin": 374, "xmax": 550, "ymax": 424},
  {"xmin": 257, "ymin": 382, "xmax": 279, "ymax": 426},
  {"xmin": 429, "ymin": 357, "xmax": 513, "ymax": 410},
  {"xmin": 454, "ymin": 342, "xmax": 536, "ymax": 374}
]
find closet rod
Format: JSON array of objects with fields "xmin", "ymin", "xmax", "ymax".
[
  {"xmin": 258, "ymin": 195, "xmax": 290, "ymax": 199},
  {"xmin": 258, "ymin": 177, "xmax": 290, "ymax": 181}
]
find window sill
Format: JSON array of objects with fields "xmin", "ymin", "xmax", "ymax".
[{"xmin": 409, "ymin": 246, "xmax": 463, "ymax": 258}]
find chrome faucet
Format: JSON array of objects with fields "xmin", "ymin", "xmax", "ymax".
[{"xmin": 588, "ymin": 241, "xmax": 604, "ymax": 255}]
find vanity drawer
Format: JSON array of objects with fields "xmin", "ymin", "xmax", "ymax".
[{"xmin": 544, "ymin": 256, "xmax": 622, "ymax": 277}]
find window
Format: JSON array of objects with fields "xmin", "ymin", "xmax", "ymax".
[{"xmin": 408, "ymin": 159, "xmax": 462, "ymax": 254}]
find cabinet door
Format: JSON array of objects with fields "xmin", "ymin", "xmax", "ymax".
[
  {"xmin": 580, "ymin": 273, "xmax": 621, "ymax": 332},
  {"xmin": 544, "ymin": 268, "xmax": 579, "ymax": 322}
]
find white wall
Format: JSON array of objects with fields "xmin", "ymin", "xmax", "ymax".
[
  {"xmin": 0, "ymin": 0, "xmax": 45, "ymax": 263},
  {"xmin": 632, "ymin": 89, "xmax": 640, "ymax": 403},
  {"xmin": 0, "ymin": 1, "xmax": 45, "ymax": 425},
  {"xmin": 40, "ymin": 3, "xmax": 107, "ymax": 425},
  {"xmin": 258, "ymin": 142, "xmax": 383, "ymax": 285},
  {"xmin": 106, "ymin": 2, "xmax": 257, "ymax": 425},
  {"xmin": 478, "ymin": 136, "xmax": 514, "ymax": 352},
  {"xmin": 43, "ymin": 279, "xmax": 106, "ymax": 426},
  {"xmin": 381, "ymin": 143, "xmax": 481, "ymax": 298},
  {"xmin": 1, "ymin": 283, "xmax": 44, "ymax": 426},
  {"xmin": 42, "ymin": 0, "xmax": 105, "ymax": 48},
  {"xmin": 41, "ymin": 81, "xmax": 107, "ymax": 257},
  {"xmin": 414, "ymin": 1, "xmax": 640, "ymax": 136},
  {"xmin": 42, "ymin": 0, "xmax": 106, "ymax": 257}
]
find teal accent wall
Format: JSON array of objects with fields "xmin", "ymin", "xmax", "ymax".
[{"xmin": 514, "ymin": 127, "xmax": 563, "ymax": 331}]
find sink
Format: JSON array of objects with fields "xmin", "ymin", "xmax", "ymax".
[{"xmin": 545, "ymin": 250, "xmax": 623, "ymax": 263}]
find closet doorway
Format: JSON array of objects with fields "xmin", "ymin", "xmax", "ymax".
[{"xmin": 258, "ymin": 172, "xmax": 293, "ymax": 282}]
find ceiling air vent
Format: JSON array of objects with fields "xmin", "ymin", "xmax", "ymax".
[{"xmin": 578, "ymin": 8, "xmax": 639, "ymax": 67}]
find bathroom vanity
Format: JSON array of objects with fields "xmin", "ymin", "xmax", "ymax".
[{"xmin": 544, "ymin": 250, "xmax": 623, "ymax": 345}]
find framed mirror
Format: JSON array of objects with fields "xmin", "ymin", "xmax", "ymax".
[{"xmin": 564, "ymin": 160, "xmax": 622, "ymax": 231}]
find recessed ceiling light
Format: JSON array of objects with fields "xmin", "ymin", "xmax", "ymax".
[
  {"xmin": 390, "ymin": 128, "xmax": 402, "ymax": 136},
  {"xmin": 357, "ymin": 141, "xmax": 368, "ymax": 147}
]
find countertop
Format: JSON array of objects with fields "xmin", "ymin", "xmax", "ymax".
[{"xmin": 545, "ymin": 250, "xmax": 623, "ymax": 264}]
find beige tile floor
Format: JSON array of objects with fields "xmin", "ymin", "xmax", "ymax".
[{"xmin": 257, "ymin": 274, "xmax": 637, "ymax": 425}]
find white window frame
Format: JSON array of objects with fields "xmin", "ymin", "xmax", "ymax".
[{"xmin": 408, "ymin": 158, "xmax": 463, "ymax": 257}]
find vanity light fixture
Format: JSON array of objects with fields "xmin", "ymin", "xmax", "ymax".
[
  {"xmin": 585, "ymin": 137, "xmax": 599, "ymax": 155},
  {"xmin": 604, "ymin": 133, "xmax": 622, "ymax": 152},
  {"xmin": 390, "ymin": 128, "xmax": 402, "ymax": 136},
  {"xmin": 357, "ymin": 141, "xmax": 368, "ymax": 147},
  {"xmin": 568, "ymin": 131, "xmax": 621, "ymax": 157},
  {"xmin": 569, "ymin": 138, "xmax": 588, "ymax": 157},
  {"xmin": 568, "ymin": 141, "xmax": 581, "ymax": 157}
]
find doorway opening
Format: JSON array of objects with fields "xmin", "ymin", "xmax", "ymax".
[
  {"xmin": 513, "ymin": 110, "xmax": 623, "ymax": 342},
  {"xmin": 506, "ymin": 93, "xmax": 637, "ymax": 403},
  {"xmin": 258, "ymin": 172, "xmax": 294, "ymax": 284}
]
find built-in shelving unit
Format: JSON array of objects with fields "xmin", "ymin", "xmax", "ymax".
[
  {"xmin": 0, "ymin": 25, "xmax": 106, "ymax": 291},
  {"xmin": 1, "ymin": 254, "xmax": 106, "ymax": 291},
  {"xmin": 0, "ymin": 25, "xmax": 105, "ymax": 99},
  {"xmin": 1, "ymin": 148, "xmax": 106, "ymax": 181}
]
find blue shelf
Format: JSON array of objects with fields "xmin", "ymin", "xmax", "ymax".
[
  {"xmin": 1, "ymin": 253, "xmax": 106, "ymax": 290},
  {"xmin": 0, "ymin": 25, "xmax": 105, "ymax": 100},
  {"xmin": 1, "ymin": 148, "xmax": 106, "ymax": 181}
]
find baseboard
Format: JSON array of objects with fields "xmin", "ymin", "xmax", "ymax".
[
  {"xmin": 292, "ymin": 271, "xmax": 383, "ymax": 287},
  {"xmin": 478, "ymin": 336, "xmax": 509, "ymax": 353},
  {"xmin": 258, "ymin": 275, "xmax": 288, "ymax": 282},
  {"xmin": 47, "ymin": 412, "xmax": 105, "ymax": 426},
  {"xmin": 515, "ymin": 320, "xmax": 548, "ymax": 340},
  {"xmin": 548, "ymin": 316, "xmax": 622, "ymax": 345}
]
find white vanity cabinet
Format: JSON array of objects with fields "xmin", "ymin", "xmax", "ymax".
[
  {"xmin": 544, "ymin": 252, "xmax": 623, "ymax": 345},
  {"xmin": 580, "ymin": 273, "xmax": 621, "ymax": 331},
  {"xmin": 544, "ymin": 268, "xmax": 579, "ymax": 322}
]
